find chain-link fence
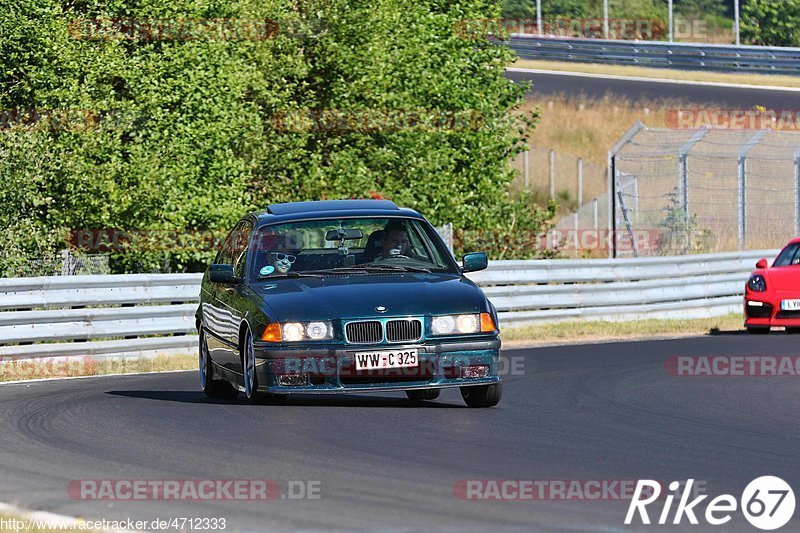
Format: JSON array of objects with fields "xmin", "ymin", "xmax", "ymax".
[{"xmin": 610, "ymin": 123, "xmax": 800, "ymax": 257}]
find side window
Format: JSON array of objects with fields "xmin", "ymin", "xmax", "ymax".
[
  {"xmin": 214, "ymin": 224, "xmax": 240, "ymax": 265},
  {"xmin": 233, "ymin": 220, "xmax": 254, "ymax": 279}
]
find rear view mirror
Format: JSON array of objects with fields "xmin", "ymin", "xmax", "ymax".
[
  {"xmin": 756, "ymin": 258, "xmax": 768, "ymax": 269},
  {"xmin": 326, "ymin": 228, "xmax": 363, "ymax": 241},
  {"xmin": 209, "ymin": 264, "xmax": 240, "ymax": 284},
  {"xmin": 462, "ymin": 252, "xmax": 488, "ymax": 273}
]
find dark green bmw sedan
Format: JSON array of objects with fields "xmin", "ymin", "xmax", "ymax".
[{"xmin": 196, "ymin": 199, "xmax": 502, "ymax": 407}]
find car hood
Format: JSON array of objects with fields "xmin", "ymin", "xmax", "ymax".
[
  {"xmin": 251, "ymin": 273, "xmax": 489, "ymax": 322},
  {"xmin": 766, "ymin": 266, "xmax": 800, "ymax": 291}
]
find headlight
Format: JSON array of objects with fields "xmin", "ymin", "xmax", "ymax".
[
  {"xmin": 748, "ymin": 275, "xmax": 767, "ymax": 292},
  {"xmin": 431, "ymin": 313, "xmax": 496, "ymax": 335},
  {"xmin": 261, "ymin": 321, "xmax": 334, "ymax": 342}
]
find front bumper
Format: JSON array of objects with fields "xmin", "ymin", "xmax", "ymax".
[
  {"xmin": 744, "ymin": 293, "xmax": 800, "ymax": 329},
  {"xmin": 251, "ymin": 337, "xmax": 501, "ymax": 394}
]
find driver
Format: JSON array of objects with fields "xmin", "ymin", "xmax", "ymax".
[{"xmin": 375, "ymin": 221, "xmax": 413, "ymax": 260}]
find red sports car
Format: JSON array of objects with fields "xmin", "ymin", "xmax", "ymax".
[{"xmin": 744, "ymin": 238, "xmax": 800, "ymax": 334}]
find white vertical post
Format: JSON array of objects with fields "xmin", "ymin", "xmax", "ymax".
[
  {"xmin": 668, "ymin": 0, "xmax": 674, "ymax": 42},
  {"xmin": 577, "ymin": 158, "xmax": 583, "ymax": 208},
  {"xmin": 603, "ymin": 0, "xmax": 609, "ymax": 39},
  {"xmin": 536, "ymin": 0, "xmax": 542, "ymax": 37},
  {"xmin": 738, "ymin": 131, "xmax": 766, "ymax": 250},
  {"xmin": 524, "ymin": 150, "xmax": 530, "ymax": 189},
  {"xmin": 734, "ymin": 0, "xmax": 740, "ymax": 46},
  {"xmin": 573, "ymin": 211, "xmax": 580, "ymax": 253},
  {"xmin": 593, "ymin": 198, "xmax": 599, "ymax": 233},
  {"xmin": 549, "ymin": 149, "xmax": 555, "ymax": 199}
]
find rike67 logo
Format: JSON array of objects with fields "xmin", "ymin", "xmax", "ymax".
[{"xmin": 625, "ymin": 477, "xmax": 795, "ymax": 530}]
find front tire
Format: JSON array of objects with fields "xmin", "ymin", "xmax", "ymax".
[
  {"xmin": 460, "ymin": 384, "xmax": 502, "ymax": 408},
  {"xmin": 242, "ymin": 329, "xmax": 284, "ymax": 405},
  {"xmin": 405, "ymin": 389, "xmax": 440, "ymax": 402},
  {"xmin": 786, "ymin": 327, "xmax": 800, "ymax": 334},
  {"xmin": 199, "ymin": 331, "xmax": 238, "ymax": 399},
  {"xmin": 746, "ymin": 326, "xmax": 770, "ymax": 334}
]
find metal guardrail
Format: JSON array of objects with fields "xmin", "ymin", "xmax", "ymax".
[
  {"xmin": 0, "ymin": 250, "xmax": 777, "ymax": 359},
  {"xmin": 507, "ymin": 36, "xmax": 800, "ymax": 74}
]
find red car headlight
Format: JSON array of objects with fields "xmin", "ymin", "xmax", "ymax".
[{"xmin": 747, "ymin": 275, "xmax": 767, "ymax": 292}]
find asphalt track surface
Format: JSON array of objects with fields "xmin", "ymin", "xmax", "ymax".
[
  {"xmin": 506, "ymin": 70, "xmax": 800, "ymax": 108},
  {"xmin": 1, "ymin": 333, "xmax": 799, "ymax": 532}
]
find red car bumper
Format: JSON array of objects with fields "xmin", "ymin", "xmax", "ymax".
[{"xmin": 744, "ymin": 290, "xmax": 800, "ymax": 328}]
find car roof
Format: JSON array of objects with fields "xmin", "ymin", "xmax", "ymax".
[
  {"xmin": 251, "ymin": 199, "xmax": 426, "ymax": 225},
  {"xmin": 788, "ymin": 237, "xmax": 800, "ymax": 246}
]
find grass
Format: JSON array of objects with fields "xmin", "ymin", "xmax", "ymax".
[
  {"xmin": 0, "ymin": 354, "xmax": 196, "ymax": 382},
  {"xmin": 512, "ymin": 59, "xmax": 800, "ymax": 89},
  {"xmin": 501, "ymin": 313, "xmax": 744, "ymax": 345}
]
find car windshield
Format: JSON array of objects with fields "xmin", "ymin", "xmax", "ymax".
[
  {"xmin": 249, "ymin": 217, "xmax": 458, "ymax": 279},
  {"xmin": 773, "ymin": 243, "xmax": 800, "ymax": 267}
]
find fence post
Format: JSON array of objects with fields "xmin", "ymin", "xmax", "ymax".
[
  {"xmin": 607, "ymin": 122, "xmax": 645, "ymax": 258},
  {"xmin": 593, "ymin": 198, "xmax": 599, "ymax": 234},
  {"xmin": 524, "ymin": 150, "xmax": 530, "ymax": 189},
  {"xmin": 536, "ymin": 0, "xmax": 542, "ymax": 36},
  {"xmin": 549, "ymin": 149, "xmax": 555, "ymax": 199},
  {"xmin": 577, "ymin": 158, "xmax": 583, "ymax": 208},
  {"xmin": 678, "ymin": 128, "xmax": 708, "ymax": 237},
  {"xmin": 795, "ymin": 151, "xmax": 800, "ymax": 237},
  {"xmin": 738, "ymin": 131, "xmax": 766, "ymax": 250}
]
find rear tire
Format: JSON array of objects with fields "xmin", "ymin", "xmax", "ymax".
[
  {"xmin": 460, "ymin": 383, "xmax": 502, "ymax": 408},
  {"xmin": 199, "ymin": 331, "xmax": 238, "ymax": 399},
  {"xmin": 405, "ymin": 389, "xmax": 441, "ymax": 402},
  {"xmin": 746, "ymin": 326, "xmax": 770, "ymax": 334}
]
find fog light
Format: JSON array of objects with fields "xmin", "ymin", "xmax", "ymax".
[
  {"xmin": 277, "ymin": 374, "xmax": 309, "ymax": 386},
  {"xmin": 461, "ymin": 365, "xmax": 489, "ymax": 379}
]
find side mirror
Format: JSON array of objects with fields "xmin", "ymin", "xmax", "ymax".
[
  {"xmin": 756, "ymin": 258, "xmax": 768, "ymax": 269},
  {"xmin": 462, "ymin": 252, "xmax": 488, "ymax": 273},
  {"xmin": 209, "ymin": 264, "xmax": 240, "ymax": 284}
]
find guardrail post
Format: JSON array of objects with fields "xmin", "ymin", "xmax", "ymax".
[
  {"xmin": 603, "ymin": 0, "xmax": 609, "ymax": 39},
  {"xmin": 577, "ymin": 158, "xmax": 583, "ymax": 208},
  {"xmin": 795, "ymin": 151, "xmax": 800, "ymax": 237},
  {"xmin": 738, "ymin": 131, "xmax": 767, "ymax": 250},
  {"xmin": 549, "ymin": 149, "xmax": 555, "ymax": 199},
  {"xmin": 734, "ymin": 0, "xmax": 740, "ymax": 46},
  {"xmin": 593, "ymin": 199, "xmax": 599, "ymax": 235}
]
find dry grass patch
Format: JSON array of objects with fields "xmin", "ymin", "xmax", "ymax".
[
  {"xmin": 0, "ymin": 354, "xmax": 195, "ymax": 382},
  {"xmin": 501, "ymin": 313, "xmax": 744, "ymax": 345}
]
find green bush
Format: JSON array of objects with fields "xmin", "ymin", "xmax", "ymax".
[
  {"xmin": 742, "ymin": 0, "xmax": 800, "ymax": 47},
  {"xmin": 0, "ymin": 0, "xmax": 555, "ymax": 275}
]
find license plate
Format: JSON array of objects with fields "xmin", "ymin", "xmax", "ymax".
[
  {"xmin": 781, "ymin": 299, "xmax": 800, "ymax": 311},
  {"xmin": 354, "ymin": 349, "xmax": 418, "ymax": 371}
]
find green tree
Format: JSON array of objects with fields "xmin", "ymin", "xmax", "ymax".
[{"xmin": 741, "ymin": 0, "xmax": 800, "ymax": 46}]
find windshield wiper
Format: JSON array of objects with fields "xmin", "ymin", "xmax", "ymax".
[
  {"xmin": 258, "ymin": 272, "xmax": 324, "ymax": 279},
  {"xmin": 359, "ymin": 265, "xmax": 431, "ymax": 273}
]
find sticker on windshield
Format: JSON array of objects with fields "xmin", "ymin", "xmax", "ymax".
[{"xmin": 259, "ymin": 265, "xmax": 275, "ymax": 276}]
